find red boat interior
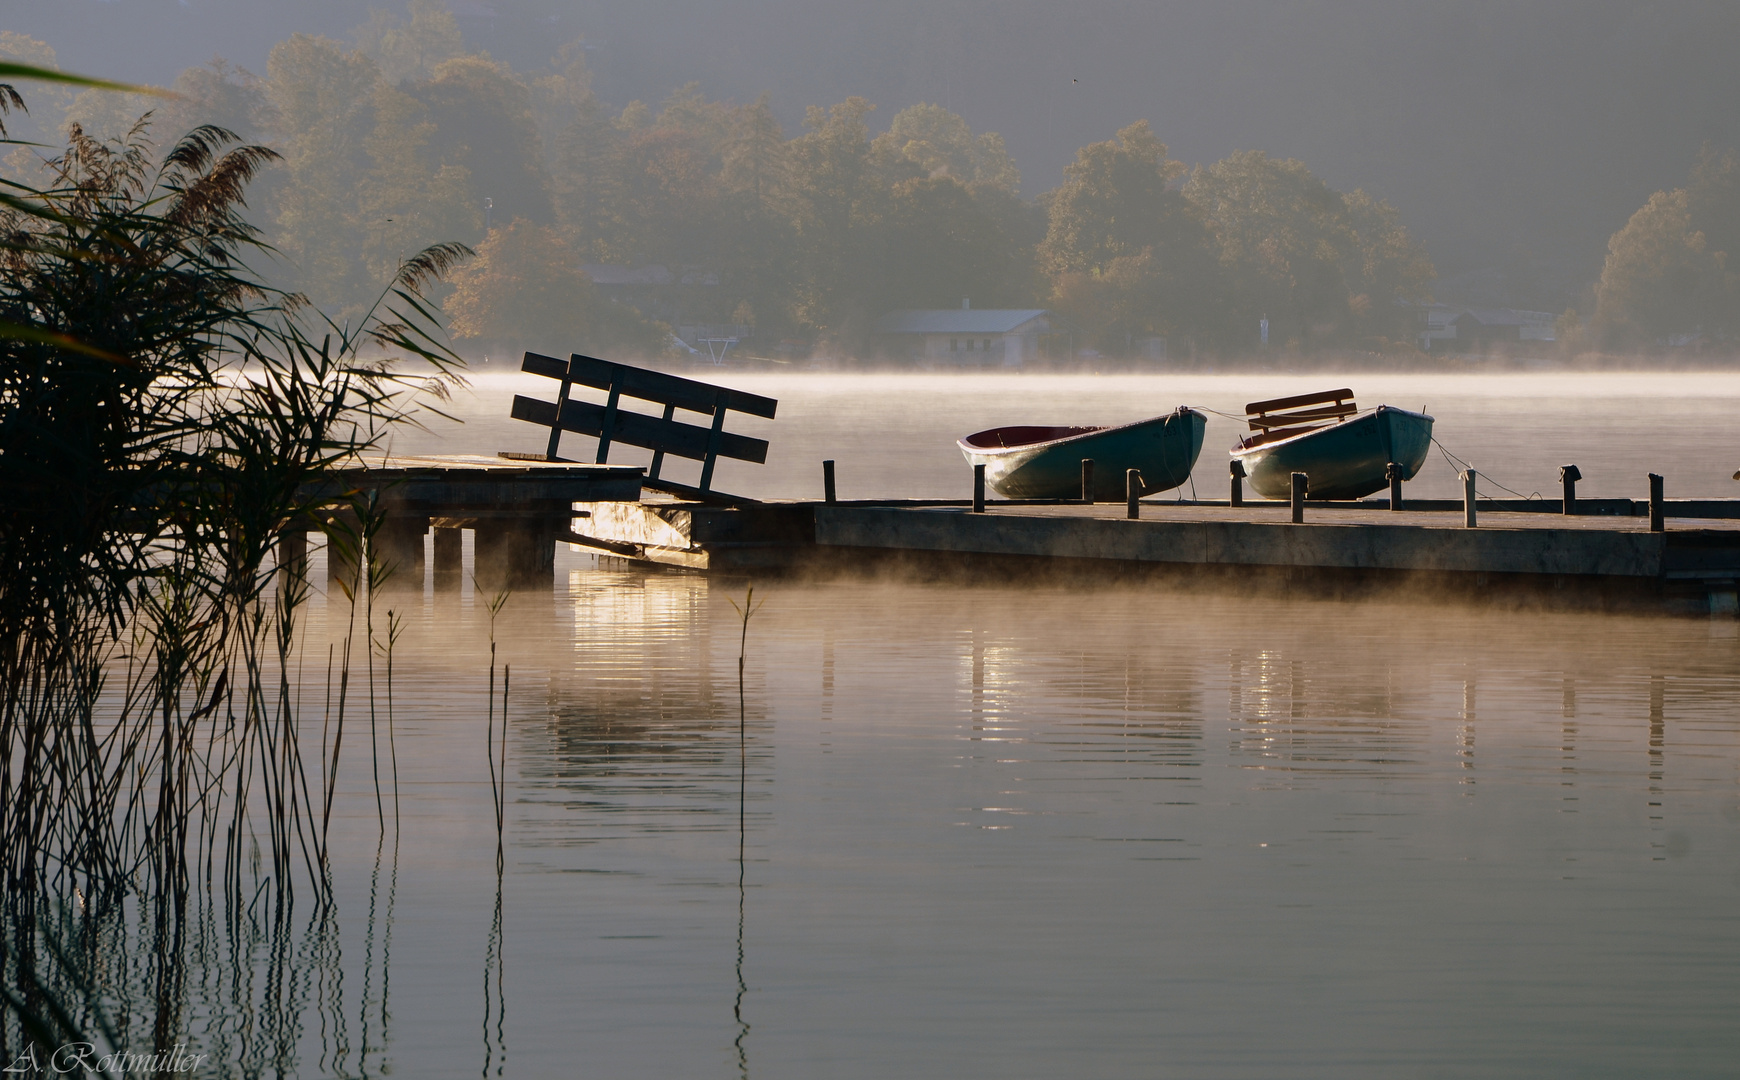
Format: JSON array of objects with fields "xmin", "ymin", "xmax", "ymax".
[{"xmin": 962, "ymin": 425, "xmax": 1105, "ymax": 449}]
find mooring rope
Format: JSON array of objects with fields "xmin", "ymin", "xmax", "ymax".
[{"xmin": 1431, "ymin": 436, "xmax": 1544, "ymax": 501}]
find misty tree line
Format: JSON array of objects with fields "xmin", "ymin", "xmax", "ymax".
[
  {"xmin": 15, "ymin": 4, "xmax": 1733, "ymax": 357},
  {"xmin": 1578, "ymin": 146, "xmax": 1740, "ymax": 351}
]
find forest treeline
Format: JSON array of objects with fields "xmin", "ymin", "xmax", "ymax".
[
  {"xmin": 0, "ymin": 6, "xmax": 1433, "ymax": 358},
  {"xmin": 5, "ymin": 2, "xmax": 1735, "ymax": 357}
]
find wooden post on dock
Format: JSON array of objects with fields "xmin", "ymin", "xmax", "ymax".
[
  {"xmin": 1127, "ymin": 469, "xmax": 1141, "ymax": 519},
  {"xmin": 1290, "ymin": 472, "xmax": 1306, "ymax": 523},
  {"xmin": 1386, "ymin": 462, "xmax": 1404, "ymax": 511},
  {"xmin": 1561, "ymin": 464, "xmax": 1581, "ymax": 515},
  {"xmin": 1081, "ymin": 459, "xmax": 1096, "ymax": 504},
  {"xmin": 972, "ymin": 464, "xmax": 986, "ymax": 514},
  {"xmin": 823, "ymin": 459, "xmax": 837, "ymax": 505},
  {"xmin": 1230, "ymin": 459, "xmax": 1245, "ymax": 506},
  {"xmin": 1649, "ymin": 473, "xmax": 1665, "ymax": 532},
  {"xmin": 1463, "ymin": 470, "xmax": 1478, "ymax": 527}
]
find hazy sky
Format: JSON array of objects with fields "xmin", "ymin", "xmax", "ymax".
[{"xmin": 14, "ymin": 0, "xmax": 1740, "ymax": 293}]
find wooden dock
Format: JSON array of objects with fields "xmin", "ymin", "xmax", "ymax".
[
  {"xmin": 293, "ymin": 454, "xmax": 643, "ymax": 590},
  {"xmin": 572, "ymin": 496, "xmax": 1740, "ymax": 615}
]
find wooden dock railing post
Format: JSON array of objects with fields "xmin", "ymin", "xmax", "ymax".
[
  {"xmin": 1290, "ymin": 472, "xmax": 1306, "ymax": 523},
  {"xmin": 1463, "ymin": 470, "xmax": 1478, "ymax": 527},
  {"xmin": 1561, "ymin": 464, "xmax": 1581, "ymax": 515},
  {"xmin": 1386, "ymin": 462, "xmax": 1404, "ymax": 511},
  {"xmin": 972, "ymin": 464, "xmax": 986, "ymax": 513},
  {"xmin": 1081, "ymin": 459, "xmax": 1096, "ymax": 504},
  {"xmin": 823, "ymin": 459, "xmax": 837, "ymax": 504},
  {"xmin": 1230, "ymin": 459, "xmax": 1245, "ymax": 506},
  {"xmin": 1127, "ymin": 469, "xmax": 1141, "ymax": 520},
  {"xmin": 1649, "ymin": 473, "xmax": 1665, "ymax": 532}
]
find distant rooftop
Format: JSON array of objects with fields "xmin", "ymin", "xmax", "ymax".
[{"xmin": 875, "ymin": 309, "xmax": 1050, "ymax": 334}]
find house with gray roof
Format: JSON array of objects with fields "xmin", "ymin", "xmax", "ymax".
[{"xmin": 874, "ymin": 302, "xmax": 1051, "ymax": 367}]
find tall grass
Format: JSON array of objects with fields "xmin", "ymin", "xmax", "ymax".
[{"xmin": 0, "ymin": 85, "xmax": 468, "ymax": 1065}]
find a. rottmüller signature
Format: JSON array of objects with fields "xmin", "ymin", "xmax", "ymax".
[{"xmin": 4, "ymin": 1042, "xmax": 208, "ymax": 1075}]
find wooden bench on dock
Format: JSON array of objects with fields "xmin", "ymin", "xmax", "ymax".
[
  {"xmin": 510, "ymin": 352, "xmax": 778, "ymax": 503},
  {"xmin": 1242, "ymin": 388, "xmax": 1357, "ymax": 446}
]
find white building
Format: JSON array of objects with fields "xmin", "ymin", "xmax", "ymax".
[{"xmin": 874, "ymin": 303, "xmax": 1051, "ymax": 367}]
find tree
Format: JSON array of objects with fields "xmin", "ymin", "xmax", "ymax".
[
  {"xmin": 872, "ymin": 176, "xmax": 1029, "ymax": 312},
  {"xmin": 715, "ymin": 94, "xmax": 800, "ymax": 334},
  {"xmin": 265, "ymin": 34, "xmax": 381, "ymax": 315},
  {"xmin": 410, "ymin": 56, "xmax": 551, "ymax": 227},
  {"xmin": 787, "ymin": 97, "xmax": 886, "ymax": 337},
  {"xmin": 1592, "ymin": 188, "xmax": 1725, "ymax": 346},
  {"xmin": 1341, "ymin": 188, "xmax": 1435, "ymax": 344},
  {"xmin": 1040, "ymin": 121, "xmax": 1220, "ymax": 348},
  {"xmin": 1040, "ymin": 121, "xmax": 1191, "ymax": 276},
  {"xmin": 871, "ymin": 103, "xmax": 1020, "ymax": 192},
  {"xmin": 357, "ymin": 82, "xmax": 481, "ymax": 288},
  {"xmin": 352, "ymin": 0, "xmax": 465, "ymax": 86},
  {"xmin": 1185, "ymin": 150, "xmax": 1358, "ymax": 350},
  {"xmin": 444, "ymin": 217, "xmax": 663, "ymax": 353}
]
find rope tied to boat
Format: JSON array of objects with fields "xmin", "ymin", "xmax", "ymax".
[{"xmin": 1432, "ymin": 436, "xmax": 1544, "ymax": 502}]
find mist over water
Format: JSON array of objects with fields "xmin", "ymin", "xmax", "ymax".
[
  {"xmin": 408, "ymin": 370, "xmax": 1740, "ymax": 502},
  {"xmin": 189, "ymin": 373, "xmax": 1740, "ymax": 1076}
]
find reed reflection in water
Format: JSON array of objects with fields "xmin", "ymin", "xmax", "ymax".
[{"xmin": 39, "ymin": 545, "xmax": 1740, "ymax": 1078}]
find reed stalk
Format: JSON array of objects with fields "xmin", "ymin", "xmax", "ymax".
[{"xmin": 0, "ymin": 86, "xmax": 468, "ymax": 1064}]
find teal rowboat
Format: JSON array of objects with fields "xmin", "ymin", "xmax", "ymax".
[
  {"xmin": 959, "ymin": 407, "xmax": 1206, "ymax": 500},
  {"xmin": 1230, "ymin": 405, "xmax": 1434, "ymax": 500}
]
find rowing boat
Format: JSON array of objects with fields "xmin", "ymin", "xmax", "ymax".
[
  {"xmin": 958, "ymin": 407, "xmax": 1206, "ymax": 500},
  {"xmin": 1229, "ymin": 389, "xmax": 1433, "ymax": 500}
]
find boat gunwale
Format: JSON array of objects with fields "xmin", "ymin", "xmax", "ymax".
[{"xmin": 960, "ymin": 408, "xmax": 1201, "ymax": 455}]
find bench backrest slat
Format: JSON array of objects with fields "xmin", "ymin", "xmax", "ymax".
[
  {"xmin": 1245, "ymin": 388, "xmax": 1354, "ymax": 415},
  {"xmin": 522, "ymin": 352, "xmax": 777, "ymax": 418},
  {"xmin": 515, "ymin": 351, "xmax": 777, "ymax": 494},
  {"xmin": 510, "ymin": 394, "xmax": 771, "ymax": 464},
  {"xmin": 1246, "ymin": 402, "xmax": 1357, "ymax": 430}
]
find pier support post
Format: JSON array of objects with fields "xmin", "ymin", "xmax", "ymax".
[
  {"xmin": 972, "ymin": 464, "xmax": 986, "ymax": 513},
  {"xmin": 277, "ymin": 529, "xmax": 308, "ymax": 586},
  {"xmin": 1081, "ymin": 459, "xmax": 1096, "ymax": 504},
  {"xmin": 1230, "ymin": 459, "xmax": 1245, "ymax": 506},
  {"xmin": 474, "ymin": 520, "xmax": 556, "ymax": 592},
  {"xmin": 823, "ymin": 459, "xmax": 837, "ymax": 505},
  {"xmin": 432, "ymin": 525, "xmax": 464, "ymax": 591},
  {"xmin": 323, "ymin": 512, "xmax": 361, "ymax": 595},
  {"xmin": 1127, "ymin": 469, "xmax": 1141, "ymax": 520},
  {"xmin": 1463, "ymin": 470, "xmax": 1478, "ymax": 528},
  {"xmin": 1290, "ymin": 472, "xmax": 1306, "ymax": 523},
  {"xmin": 1649, "ymin": 473, "xmax": 1665, "ymax": 532},
  {"xmin": 1561, "ymin": 464, "xmax": 1581, "ymax": 515},
  {"xmin": 371, "ymin": 516, "xmax": 427, "ymax": 591},
  {"xmin": 1386, "ymin": 462, "xmax": 1404, "ymax": 511}
]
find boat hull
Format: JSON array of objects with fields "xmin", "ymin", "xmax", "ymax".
[
  {"xmin": 1231, "ymin": 406, "xmax": 1434, "ymax": 500},
  {"xmin": 959, "ymin": 408, "xmax": 1207, "ymax": 500}
]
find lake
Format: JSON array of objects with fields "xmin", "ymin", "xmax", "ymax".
[{"xmin": 138, "ymin": 373, "xmax": 1740, "ymax": 1077}]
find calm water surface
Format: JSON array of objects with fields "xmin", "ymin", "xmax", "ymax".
[{"xmin": 218, "ymin": 375, "xmax": 1740, "ymax": 1077}]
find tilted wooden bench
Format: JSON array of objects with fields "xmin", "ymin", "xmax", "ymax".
[
  {"xmin": 509, "ymin": 352, "xmax": 778, "ymax": 502},
  {"xmin": 1237, "ymin": 388, "xmax": 1355, "ymax": 447},
  {"xmin": 1244, "ymin": 388, "xmax": 1357, "ymax": 430}
]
